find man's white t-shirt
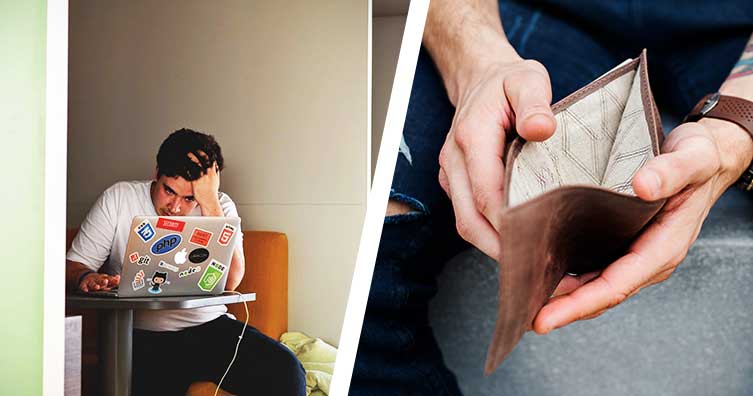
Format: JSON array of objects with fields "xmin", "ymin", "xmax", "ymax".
[{"xmin": 67, "ymin": 180, "xmax": 243, "ymax": 332}]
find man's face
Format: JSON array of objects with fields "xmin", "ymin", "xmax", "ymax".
[{"xmin": 151, "ymin": 175, "xmax": 198, "ymax": 216}]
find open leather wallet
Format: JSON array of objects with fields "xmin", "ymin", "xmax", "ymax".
[{"xmin": 487, "ymin": 50, "xmax": 666, "ymax": 373}]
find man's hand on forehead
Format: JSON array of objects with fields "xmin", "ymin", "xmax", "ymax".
[
  {"xmin": 187, "ymin": 150, "xmax": 223, "ymax": 216},
  {"xmin": 188, "ymin": 150, "xmax": 219, "ymax": 174}
]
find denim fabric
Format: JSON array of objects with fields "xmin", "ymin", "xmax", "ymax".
[
  {"xmin": 351, "ymin": 2, "xmax": 753, "ymax": 395},
  {"xmin": 132, "ymin": 315, "xmax": 306, "ymax": 396}
]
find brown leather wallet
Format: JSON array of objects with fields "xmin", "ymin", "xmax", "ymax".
[{"xmin": 486, "ymin": 50, "xmax": 666, "ymax": 373}]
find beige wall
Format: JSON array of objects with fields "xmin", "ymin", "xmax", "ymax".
[
  {"xmin": 372, "ymin": 4, "xmax": 407, "ymax": 172},
  {"xmin": 68, "ymin": 0, "xmax": 367, "ymax": 345}
]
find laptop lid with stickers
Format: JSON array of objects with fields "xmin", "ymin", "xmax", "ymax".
[{"xmin": 119, "ymin": 216, "xmax": 241, "ymax": 298}]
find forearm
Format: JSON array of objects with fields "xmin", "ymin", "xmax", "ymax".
[
  {"xmin": 199, "ymin": 198, "xmax": 223, "ymax": 217},
  {"xmin": 225, "ymin": 246, "xmax": 245, "ymax": 291},
  {"xmin": 423, "ymin": 0, "xmax": 520, "ymax": 104},
  {"xmin": 704, "ymin": 33, "xmax": 753, "ymax": 190},
  {"xmin": 65, "ymin": 260, "xmax": 93, "ymax": 291}
]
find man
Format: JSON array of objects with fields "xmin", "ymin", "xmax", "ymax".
[
  {"xmin": 66, "ymin": 129, "xmax": 306, "ymax": 396},
  {"xmin": 353, "ymin": 1, "xmax": 753, "ymax": 395}
]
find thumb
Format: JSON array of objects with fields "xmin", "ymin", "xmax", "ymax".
[
  {"xmin": 633, "ymin": 124, "xmax": 720, "ymax": 201},
  {"xmin": 504, "ymin": 60, "xmax": 556, "ymax": 141}
]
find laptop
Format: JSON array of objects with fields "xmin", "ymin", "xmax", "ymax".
[{"xmin": 89, "ymin": 216, "xmax": 241, "ymax": 298}]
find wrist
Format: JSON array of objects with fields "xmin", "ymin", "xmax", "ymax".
[
  {"xmin": 199, "ymin": 199, "xmax": 223, "ymax": 216},
  {"xmin": 445, "ymin": 41, "xmax": 521, "ymax": 105},
  {"xmin": 698, "ymin": 117, "xmax": 753, "ymax": 188},
  {"xmin": 719, "ymin": 81, "xmax": 753, "ymax": 103},
  {"xmin": 76, "ymin": 270, "xmax": 95, "ymax": 290}
]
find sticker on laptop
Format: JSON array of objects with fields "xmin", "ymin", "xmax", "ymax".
[
  {"xmin": 188, "ymin": 248, "xmax": 209, "ymax": 263},
  {"xmin": 174, "ymin": 248, "xmax": 188, "ymax": 265},
  {"xmin": 189, "ymin": 228, "xmax": 213, "ymax": 247},
  {"xmin": 134, "ymin": 219, "xmax": 155, "ymax": 242},
  {"xmin": 137, "ymin": 255, "xmax": 151, "ymax": 266},
  {"xmin": 148, "ymin": 271, "xmax": 170, "ymax": 294},
  {"xmin": 197, "ymin": 259, "xmax": 227, "ymax": 292},
  {"xmin": 217, "ymin": 224, "xmax": 236, "ymax": 246},
  {"xmin": 156, "ymin": 218, "xmax": 186, "ymax": 232},
  {"xmin": 132, "ymin": 270, "xmax": 145, "ymax": 291},
  {"xmin": 150, "ymin": 234, "xmax": 182, "ymax": 255},
  {"xmin": 129, "ymin": 252, "xmax": 140, "ymax": 263},
  {"xmin": 179, "ymin": 266, "xmax": 201, "ymax": 278},
  {"xmin": 158, "ymin": 261, "xmax": 179, "ymax": 272}
]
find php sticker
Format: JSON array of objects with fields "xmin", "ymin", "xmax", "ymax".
[
  {"xmin": 150, "ymin": 234, "xmax": 182, "ymax": 255},
  {"xmin": 217, "ymin": 224, "xmax": 236, "ymax": 246},
  {"xmin": 137, "ymin": 255, "xmax": 151, "ymax": 266},
  {"xmin": 134, "ymin": 220, "xmax": 155, "ymax": 242},
  {"xmin": 188, "ymin": 248, "xmax": 209, "ymax": 263},
  {"xmin": 179, "ymin": 266, "xmax": 201, "ymax": 278},
  {"xmin": 158, "ymin": 261, "xmax": 179, "ymax": 272},
  {"xmin": 189, "ymin": 228, "xmax": 213, "ymax": 247},
  {"xmin": 197, "ymin": 259, "xmax": 227, "ymax": 292},
  {"xmin": 157, "ymin": 218, "xmax": 186, "ymax": 232},
  {"xmin": 129, "ymin": 252, "xmax": 140, "ymax": 263},
  {"xmin": 132, "ymin": 270, "xmax": 145, "ymax": 291}
]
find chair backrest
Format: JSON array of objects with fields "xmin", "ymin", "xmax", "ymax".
[{"xmin": 230, "ymin": 231, "xmax": 288, "ymax": 339}]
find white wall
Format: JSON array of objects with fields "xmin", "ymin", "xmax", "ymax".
[{"xmin": 68, "ymin": 0, "xmax": 367, "ymax": 345}]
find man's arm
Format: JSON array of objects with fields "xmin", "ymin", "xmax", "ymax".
[
  {"xmin": 188, "ymin": 152, "xmax": 246, "ymax": 291},
  {"xmin": 66, "ymin": 185, "xmax": 121, "ymax": 293},
  {"xmin": 422, "ymin": 0, "xmax": 556, "ymax": 259},
  {"xmin": 534, "ymin": 33, "xmax": 753, "ymax": 333}
]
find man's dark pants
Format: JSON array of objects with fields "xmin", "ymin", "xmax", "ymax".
[
  {"xmin": 351, "ymin": 1, "xmax": 753, "ymax": 395},
  {"xmin": 132, "ymin": 315, "xmax": 306, "ymax": 396}
]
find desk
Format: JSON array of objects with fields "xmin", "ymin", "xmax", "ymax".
[{"xmin": 66, "ymin": 292, "xmax": 256, "ymax": 396}]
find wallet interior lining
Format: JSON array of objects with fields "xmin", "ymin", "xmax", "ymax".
[{"xmin": 508, "ymin": 64, "xmax": 653, "ymax": 206}]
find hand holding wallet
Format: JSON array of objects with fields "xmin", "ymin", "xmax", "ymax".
[{"xmin": 486, "ymin": 50, "xmax": 666, "ymax": 373}]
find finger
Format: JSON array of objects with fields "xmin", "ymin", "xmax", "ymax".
[
  {"xmin": 438, "ymin": 168, "xmax": 451, "ymax": 198},
  {"xmin": 187, "ymin": 152, "xmax": 208, "ymax": 179},
  {"xmin": 80, "ymin": 283, "xmax": 89, "ymax": 293},
  {"xmin": 187, "ymin": 152, "xmax": 202, "ymax": 166},
  {"xmin": 441, "ymin": 138, "xmax": 500, "ymax": 259},
  {"xmin": 111, "ymin": 275, "xmax": 121, "ymax": 286},
  {"xmin": 533, "ymin": 212, "xmax": 691, "ymax": 334},
  {"xmin": 551, "ymin": 271, "xmax": 601, "ymax": 298},
  {"xmin": 193, "ymin": 150, "xmax": 211, "ymax": 169},
  {"xmin": 196, "ymin": 150, "xmax": 209, "ymax": 161},
  {"xmin": 633, "ymin": 124, "xmax": 720, "ymax": 201},
  {"xmin": 453, "ymin": 120, "xmax": 506, "ymax": 231},
  {"xmin": 504, "ymin": 61, "xmax": 556, "ymax": 141}
]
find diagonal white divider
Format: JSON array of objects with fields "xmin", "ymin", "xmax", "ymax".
[{"xmin": 330, "ymin": 1, "xmax": 429, "ymax": 394}]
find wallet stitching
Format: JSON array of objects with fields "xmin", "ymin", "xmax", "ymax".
[
  {"xmin": 638, "ymin": 51, "xmax": 662, "ymax": 156},
  {"xmin": 551, "ymin": 57, "xmax": 640, "ymax": 114}
]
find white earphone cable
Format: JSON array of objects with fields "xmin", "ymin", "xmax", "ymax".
[{"xmin": 214, "ymin": 291, "xmax": 249, "ymax": 396}]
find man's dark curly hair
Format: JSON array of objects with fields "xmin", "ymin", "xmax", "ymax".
[{"xmin": 156, "ymin": 128, "xmax": 225, "ymax": 181}]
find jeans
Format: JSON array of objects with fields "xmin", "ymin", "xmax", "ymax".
[
  {"xmin": 350, "ymin": 1, "xmax": 753, "ymax": 395},
  {"xmin": 132, "ymin": 315, "xmax": 306, "ymax": 396}
]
